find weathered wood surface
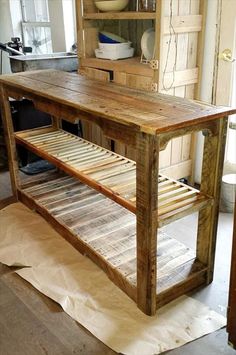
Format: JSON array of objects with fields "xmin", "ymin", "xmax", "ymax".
[
  {"xmin": 136, "ymin": 133, "xmax": 159, "ymax": 315},
  {"xmin": 0, "ymin": 85, "xmax": 19, "ymax": 198},
  {"xmin": 196, "ymin": 118, "xmax": 228, "ymax": 282},
  {"xmin": 18, "ymin": 170, "xmax": 207, "ymax": 310},
  {"xmin": 15, "ymin": 127, "xmax": 211, "ymax": 227},
  {"xmin": 1, "ymin": 69, "xmax": 235, "ymax": 316},
  {"xmin": 0, "ymin": 70, "xmax": 235, "ymax": 136},
  {"xmin": 82, "ymin": 13, "xmax": 202, "ymax": 34}
]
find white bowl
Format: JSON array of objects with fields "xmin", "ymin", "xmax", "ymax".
[
  {"xmin": 95, "ymin": 47, "xmax": 134, "ymax": 60},
  {"xmin": 94, "ymin": 0, "xmax": 129, "ymax": 12},
  {"xmin": 98, "ymin": 41, "xmax": 131, "ymax": 50}
]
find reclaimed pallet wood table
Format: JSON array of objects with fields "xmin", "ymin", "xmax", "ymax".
[{"xmin": 0, "ymin": 69, "xmax": 235, "ymax": 316}]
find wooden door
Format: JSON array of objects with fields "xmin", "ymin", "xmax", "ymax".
[
  {"xmin": 214, "ymin": 0, "xmax": 236, "ymax": 106},
  {"xmin": 214, "ymin": 0, "xmax": 236, "ymax": 163}
]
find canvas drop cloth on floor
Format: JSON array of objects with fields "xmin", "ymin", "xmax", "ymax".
[{"xmin": 0, "ymin": 203, "xmax": 226, "ymax": 355}]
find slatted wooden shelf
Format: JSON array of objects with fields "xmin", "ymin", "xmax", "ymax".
[
  {"xmin": 18, "ymin": 170, "xmax": 208, "ymax": 309},
  {"xmin": 15, "ymin": 126, "xmax": 211, "ymax": 227}
]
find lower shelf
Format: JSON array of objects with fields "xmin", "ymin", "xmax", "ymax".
[{"xmin": 19, "ymin": 170, "xmax": 208, "ymax": 309}]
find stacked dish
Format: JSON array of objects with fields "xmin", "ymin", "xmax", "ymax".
[{"xmin": 95, "ymin": 31, "xmax": 134, "ymax": 60}]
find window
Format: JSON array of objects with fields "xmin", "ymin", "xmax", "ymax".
[{"xmin": 20, "ymin": 0, "xmax": 52, "ymax": 54}]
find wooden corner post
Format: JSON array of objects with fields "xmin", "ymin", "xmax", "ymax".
[
  {"xmin": 136, "ymin": 132, "xmax": 159, "ymax": 315},
  {"xmin": 197, "ymin": 117, "xmax": 228, "ymax": 282},
  {"xmin": 0, "ymin": 85, "xmax": 19, "ymax": 198}
]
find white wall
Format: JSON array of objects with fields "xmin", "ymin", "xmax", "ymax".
[
  {"xmin": 48, "ymin": 0, "xmax": 76, "ymax": 52},
  {"xmin": 0, "ymin": 0, "xmax": 13, "ymax": 74},
  {"xmin": 62, "ymin": 0, "xmax": 76, "ymax": 51},
  {"xmin": 48, "ymin": 0, "xmax": 66, "ymax": 52},
  {"xmin": 10, "ymin": 0, "xmax": 23, "ymax": 39}
]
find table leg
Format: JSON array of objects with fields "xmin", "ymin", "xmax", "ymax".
[
  {"xmin": 51, "ymin": 116, "xmax": 62, "ymax": 129},
  {"xmin": 0, "ymin": 86, "xmax": 19, "ymax": 198},
  {"xmin": 197, "ymin": 117, "xmax": 228, "ymax": 282},
  {"xmin": 136, "ymin": 132, "xmax": 159, "ymax": 315}
]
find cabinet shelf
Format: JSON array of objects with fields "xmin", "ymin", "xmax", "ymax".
[
  {"xmin": 15, "ymin": 126, "xmax": 212, "ymax": 227},
  {"xmin": 19, "ymin": 170, "xmax": 208, "ymax": 309},
  {"xmin": 80, "ymin": 57, "xmax": 153, "ymax": 77},
  {"xmin": 83, "ymin": 11, "xmax": 156, "ymax": 20}
]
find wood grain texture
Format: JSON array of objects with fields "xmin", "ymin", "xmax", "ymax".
[
  {"xmin": 1, "ymin": 69, "xmax": 234, "ymax": 316},
  {"xmin": 0, "ymin": 71, "xmax": 235, "ymax": 136},
  {"xmin": 0, "ymin": 85, "xmax": 19, "ymax": 198},
  {"xmin": 15, "ymin": 126, "xmax": 211, "ymax": 227},
  {"xmin": 197, "ymin": 118, "xmax": 228, "ymax": 282},
  {"xmin": 76, "ymin": 0, "xmax": 204, "ymax": 182},
  {"xmin": 18, "ymin": 170, "xmax": 207, "ymax": 311},
  {"xmin": 136, "ymin": 133, "xmax": 159, "ymax": 315}
]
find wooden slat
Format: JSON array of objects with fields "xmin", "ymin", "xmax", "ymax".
[
  {"xmin": 15, "ymin": 127, "xmax": 211, "ymax": 227},
  {"xmin": 19, "ymin": 170, "xmax": 207, "ymax": 311}
]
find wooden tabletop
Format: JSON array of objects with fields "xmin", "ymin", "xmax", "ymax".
[{"xmin": 0, "ymin": 69, "xmax": 235, "ymax": 135}]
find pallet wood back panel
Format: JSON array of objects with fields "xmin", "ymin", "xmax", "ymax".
[
  {"xmin": 75, "ymin": 0, "xmax": 204, "ymax": 177},
  {"xmin": 158, "ymin": 0, "xmax": 200, "ymax": 177}
]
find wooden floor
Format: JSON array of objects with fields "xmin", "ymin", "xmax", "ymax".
[
  {"xmin": 0, "ymin": 263, "xmax": 114, "ymax": 355},
  {"xmin": 0, "ymin": 170, "xmax": 235, "ymax": 355}
]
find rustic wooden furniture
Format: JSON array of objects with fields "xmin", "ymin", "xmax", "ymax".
[
  {"xmin": 0, "ymin": 69, "xmax": 235, "ymax": 316},
  {"xmin": 227, "ymin": 202, "xmax": 236, "ymax": 348},
  {"xmin": 76, "ymin": 0, "xmax": 207, "ymax": 179},
  {"xmin": 76, "ymin": 0, "xmax": 205, "ymax": 94}
]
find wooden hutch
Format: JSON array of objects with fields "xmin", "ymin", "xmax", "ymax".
[{"xmin": 76, "ymin": 0, "xmax": 206, "ymax": 180}]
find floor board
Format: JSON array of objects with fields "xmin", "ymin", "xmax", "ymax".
[{"xmin": 0, "ymin": 265, "xmax": 115, "ymax": 355}]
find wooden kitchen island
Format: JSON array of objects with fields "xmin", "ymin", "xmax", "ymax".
[{"xmin": 0, "ymin": 70, "xmax": 235, "ymax": 316}]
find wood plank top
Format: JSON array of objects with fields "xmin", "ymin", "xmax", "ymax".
[{"xmin": 0, "ymin": 69, "xmax": 235, "ymax": 135}]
